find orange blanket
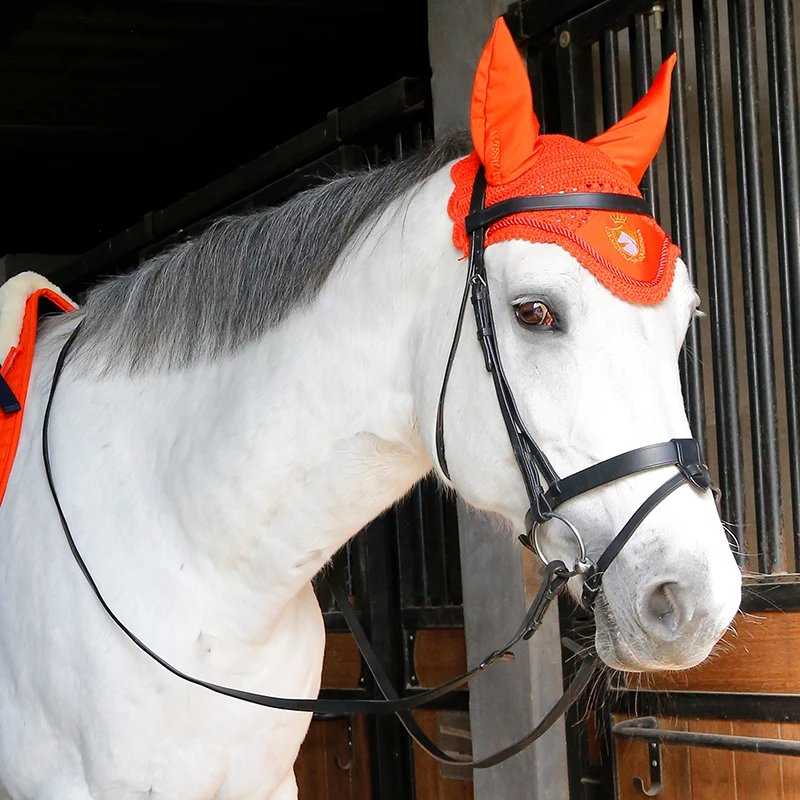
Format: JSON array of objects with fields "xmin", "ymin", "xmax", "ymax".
[{"xmin": 0, "ymin": 273, "xmax": 76, "ymax": 505}]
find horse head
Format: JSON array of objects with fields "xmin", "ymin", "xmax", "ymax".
[{"xmin": 422, "ymin": 18, "xmax": 741, "ymax": 671}]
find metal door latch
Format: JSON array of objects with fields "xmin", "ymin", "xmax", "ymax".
[{"xmin": 613, "ymin": 715, "xmax": 800, "ymax": 796}]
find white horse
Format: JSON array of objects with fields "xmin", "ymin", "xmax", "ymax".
[{"xmin": 0, "ymin": 34, "xmax": 741, "ymax": 800}]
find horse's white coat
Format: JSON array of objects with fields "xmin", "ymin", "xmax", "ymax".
[{"xmin": 0, "ymin": 164, "xmax": 740, "ymax": 799}]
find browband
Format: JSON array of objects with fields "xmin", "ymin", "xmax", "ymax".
[{"xmin": 464, "ymin": 192, "xmax": 652, "ymax": 234}]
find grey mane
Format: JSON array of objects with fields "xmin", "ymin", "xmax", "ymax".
[{"xmin": 67, "ymin": 133, "xmax": 472, "ymax": 374}]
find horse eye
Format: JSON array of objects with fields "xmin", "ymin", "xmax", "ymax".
[{"xmin": 515, "ymin": 301, "xmax": 556, "ymax": 329}]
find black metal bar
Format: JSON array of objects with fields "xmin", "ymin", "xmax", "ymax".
[
  {"xmin": 597, "ymin": 691, "xmax": 617, "ymax": 800},
  {"xmin": 608, "ymin": 688, "xmax": 800, "ymax": 723},
  {"xmin": 764, "ymin": 0, "xmax": 800, "ymax": 565},
  {"xmin": 412, "ymin": 484, "xmax": 430, "ymax": 606},
  {"xmin": 431, "ymin": 482, "xmax": 451, "ymax": 603},
  {"xmin": 352, "ymin": 515, "xmax": 413, "ymax": 800},
  {"xmin": 337, "ymin": 79, "xmax": 426, "ymax": 138},
  {"xmin": 138, "ymin": 147, "xmax": 364, "ymax": 262},
  {"xmin": 514, "ymin": 0, "xmax": 603, "ymax": 41},
  {"xmin": 618, "ymin": 720, "xmax": 663, "ymax": 796},
  {"xmin": 741, "ymin": 580, "xmax": 800, "ymax": 612},
  {"xmin": 442, "ymin": 492, "xmax": 463, "ymax": 607},
  {"xmin": 53, "ymin": 121, "xmax": 334, "ymax": 285},
  {"xmin": 400, "ymin": 606, "xmax": 464, "ymax": 630},
  {"xmin": 558, "ymin": 596, "xmax": 608, "ymax": 799},
  {"xmin": 728, "ymin": 0, "xmax": 784, "ymax": 573},
  {"xmin": 614, "ymin": 716, "xmax": 800, "ymax": 756},
  {"xmin": 321, "ymin": 611, "xmax": 355, "ymax": 633},
  {"xmin": 412, "ymin": 118, "xmax": 424, "ymax": 150},
  {"xmin": 344, "ymin": 539, "xmax": 355, "ymax": 597},
  {"xmin": 661, "ymin": 0, "xmax": 707, "ymax": 452},
  {"xmin": 630, "ymin": 12, "xmax": 660, "ymax": 219},
  {"xmin": 556, "ymin": 0, "xmax": 659, "ymax": 44},
  {"xmin": 599, "ymin": 28, "xmax": 623, "ymax": 127},
  {"xmin": 315, "ymin": 544, "xmax": 354, "ymax": 616},
  {"xmin": 693, "ymin": 0, "xmax": 746, "ymax": 561},
  {"xmin": 394, "ymin": 490, "xmax": 421, "ymax": 610},
  {"xmin": 51, "ymin": 79, "xmax": 424, "ymax": 287},
  {"xmin": 526, "ymin": 40, "xmax": 562, "ymax": 134},
  {"xmin": 556, "ymin": 22, "xmax": 597, "ymax": 139},
  {"xmin": 420, "ymin": 484, "xmax": 446, "ymax": 607}
]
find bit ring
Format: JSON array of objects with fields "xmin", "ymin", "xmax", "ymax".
[{"xmin": 532, "ymin": 513, "xmax": 592, "ymax": 575}]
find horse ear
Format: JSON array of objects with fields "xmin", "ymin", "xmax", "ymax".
[
  {"xmin": 471, "ymin": 17, "xmax": 540, "ymax": 185},
  {"xmin": 588, "ymin": 54, "xmax": 677, "ymax": 184}
]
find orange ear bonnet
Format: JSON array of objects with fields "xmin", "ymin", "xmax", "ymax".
[{"xmin": 449, "ymin": 18, "xmax": 679, "ymax": 305}]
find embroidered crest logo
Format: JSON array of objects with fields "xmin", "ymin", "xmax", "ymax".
[{"xmin": 605, "ymin": 214, "xmax": 646, "ymax": 263}]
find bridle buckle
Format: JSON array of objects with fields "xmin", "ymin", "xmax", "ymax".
[
  {"xmin": 673, "ymin": 438, "xmax": 713, "ymax": 490},
  {"xmin": 524, "ymin": 491, "xmax": 554, "ymax": 531},
  {"xmin": 581, "ymin": 567, "xmax": 602, "ymax": 608},
  {"xmin": 679, "ymin": 461, "xmax": 713, "ymax": 491}
]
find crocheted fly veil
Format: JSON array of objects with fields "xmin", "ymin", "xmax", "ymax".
[{"xmin": 448, "ymin": 18, "xmax": 679, "ymax": 304}]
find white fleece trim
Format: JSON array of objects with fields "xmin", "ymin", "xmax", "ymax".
[{"xmin": 0, "ymin": 272, "xmax": 75, "ymax": 364}]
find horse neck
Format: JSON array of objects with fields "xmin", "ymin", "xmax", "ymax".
[{"xmin": 51, "ymin": 170, "xmax": 457, "ymax": 630}]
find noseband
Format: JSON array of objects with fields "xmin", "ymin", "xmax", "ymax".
[
  {"xmin": 436, "ymin": 166, "xmax": 714, "ymax": 608},
  {"xmin": 42, "ymin": 164, "xmax": 715, "ymax": 771}
]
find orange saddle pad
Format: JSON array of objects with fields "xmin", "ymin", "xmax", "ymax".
[{"xmin": 0, "ymin": 273, "xmax": 76, "ymax": 505}]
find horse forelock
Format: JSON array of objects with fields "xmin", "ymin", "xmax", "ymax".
[{"xmin": 56, "ymin": 133, "xmax": 472, "ymax": 375}]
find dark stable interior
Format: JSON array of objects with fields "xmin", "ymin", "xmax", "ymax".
[{"xmin": 0, "ymin": 1, "xmax": 430, "ymax": 258}]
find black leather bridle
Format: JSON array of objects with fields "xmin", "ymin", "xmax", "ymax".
[
  {"xmin": 41, "ymin": 164, "xmax": 714, "ymax": 770},
  {"xmin": 436, "ymin": 166, "xmax": 714, "ymax": 608}
]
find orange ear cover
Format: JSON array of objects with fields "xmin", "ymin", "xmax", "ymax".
[
  {"xmin": 588, "ymin": 54, "xmax": 677, "ymax": 184},
  {"xmin": 470, "ymin": 17, "xmax": 540, "ymax": 185}
]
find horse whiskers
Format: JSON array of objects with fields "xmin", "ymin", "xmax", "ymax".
[{"xmin": 738, "ymin": 609, "xmax": 766, "ymax": 622}]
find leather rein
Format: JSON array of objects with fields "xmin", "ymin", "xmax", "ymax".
[{"xmin": 42, "ymin": 164, "xmax": 714, "ymax": 769}]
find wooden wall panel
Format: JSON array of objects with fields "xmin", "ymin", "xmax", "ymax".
[
  {"xmin": 779, "ymin": 722, "xmax": 800, "ymax": 795},
  {"xmin": 615, "ymin": 716, "xmax": 691, "ymax": 800},
  {"xmin": 615, "ymin": 716, "xmax": 800, "ymax": 800},
  {"xmin": 614, "ymin": 612, "xmax": 800, "ymax": 796},
  {"xmin": 412, "ymin": 710, "xmax": 474, "ymax": 800},
  {"xmin": 631, "ymin": 611, "xmax": 800, "ymax": 693},
  {"xmin": 313, "ymin": 630, "xmax": 470, "ymax": 798},
  {"xmin": 687, "ymin": 720, "xmax": 737, "ymax": 799},
  {"xmin": 321, "ymin": 633, "xmax": 362, "ymax": 689},
  {"xmin": 323, "ymin": 629, "xmax": 468, "ymax": 690},
  {"xmin": 732, "ymin": 722, "xmax": 784, "ymax": 798},
  {"xmin": 296, "ymin": 716, "xmax": 371, "ymax": 800},
  {"xmin": 414, "ymin": 629, "xmax": 467, "ymax": 687}
]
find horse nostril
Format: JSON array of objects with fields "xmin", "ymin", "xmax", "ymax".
[{"xmin": 642, "ymin": 581, "xmax": 688, "ymax": 639}]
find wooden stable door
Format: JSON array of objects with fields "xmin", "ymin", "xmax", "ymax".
[
  {"xmin": 615, "ymin": 717, "xmax": 800, "ymax": 799},
  {"xmin": 611, "ymin": 608, "xmax": 800, "ymax": 799},
  {"xmin": 295, "ymin": 630, "xmax": 473, "ymax": 800}
]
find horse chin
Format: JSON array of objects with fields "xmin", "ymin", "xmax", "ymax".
[{"xmin": 592, "ymin": 593, "xmax": 717, "ymax": 673}]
